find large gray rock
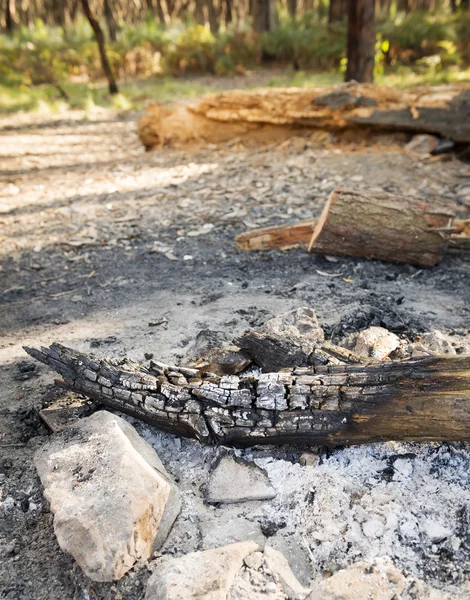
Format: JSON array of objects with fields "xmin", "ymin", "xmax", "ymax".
[
  {"xmin": 145, "ymin": 541, "xmax": 259, "ymax": 600},
  {"xmin": 34, "ymin": 410, "xmax": 180, "ymax": 581},
  {"xmin": 205, "ymin": 454, "xmax": 276, "ymax": 504}
]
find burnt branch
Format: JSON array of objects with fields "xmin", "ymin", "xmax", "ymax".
[{"xmin": 24, "ymin": 344, "xmax": 470, "ymax": 448}]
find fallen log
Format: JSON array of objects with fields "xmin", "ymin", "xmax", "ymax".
[
  {"xmin": 236, "ymin": 188, "xmax": 470, "ymax": 267},
  {"xmin": 25, "ymin": 343, "xmax": 470, "ymax": 448},
  {"xmin": 137, "ymin": 84, "xmax": 470, "ymax": 149}
]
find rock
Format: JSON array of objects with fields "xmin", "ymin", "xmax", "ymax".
[
  {"xmin": 264, "ymin": 546, "xmax": 311, "ymax": 598},
  {"xmin": 186, "ymin": 329, "xmax": 251, "ymax": 376},
  {"xmin": 313, "ymin": 558, "xmax": 407, "ymax": 600},
  {"xmin": 412, "ymin": 330, "xmax": 457, "ymax": 357},
  {"xmin": 266, "ymin": 535, "xmax": 312, "ymax": 587},
  {"xmin": 405, "ymin": 134, "xmax": 440, "ymax": 154},
  {"xmin": 237, "ymin": 307, "xmax": 324, "ymax": 371},
  {"xmin": 145, "ymin": 541, "xmax": 258, "ymax": 600},
  {"xmin": 346, "ymin": 326, "xmax": 400, "ymax": 360},
  {"xmin": 205, "ymin": 454, "xmax": 276, "ymax": 504},
  {"xmin": 362, "ymin": 517, "xmax": 385, "ymax": 539},
  {"xmin": 243, "ymin": 551, "xmax": 264, "ymax": 570},
  {"xmin": 422, "ymin": 519, "xmax": 452, "ymax": 542},
  {"xmin": 254, "ymin": 307, "xmax": 324, "ymax": 345},
  {"xmin": 34, "ymin": 410, "xmax": 180, "ymax": 582},
  {"xmin": 200, "ymin": 515, "xmax": 267, "ymax": 550},
  {"xmin": 299, "ymin": 452, "xmax": 320, "ymax": 467}
]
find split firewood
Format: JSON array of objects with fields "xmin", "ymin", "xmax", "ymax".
[
  {"xmin": 236, "ymin": 188, "xmax": 470, "ymax": 267},
  {"xmin": 24, "ymin": 343, "xmax": 470, "ymax": 448},
  {"xmin": 137, "ymin": 84, "xmax": 470, "ymax": 149}
]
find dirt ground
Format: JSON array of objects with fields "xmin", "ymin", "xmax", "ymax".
[{"xmin": 0, "ymin": 102, "xmax": 469, "ymax": 600}]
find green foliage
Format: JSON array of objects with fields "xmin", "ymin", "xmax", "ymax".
[
  {"xmin": 262, "ymin": 15, "xmax": 346, "ymax": 70},
  {"xmin": 2, "ymin": 11, "xmax": 470, "ymax": 115},
  {"xmin": 378, "ymin": 11, "xmax": 454, "ymax": 64}
]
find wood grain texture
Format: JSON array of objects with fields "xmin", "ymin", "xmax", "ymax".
[
  {"xmin": 307, "ymin": 189, "xmax": 456, "ymax": 266},
  {"xmin": 25, "ymin": 344, "xmax": 470, "ymax": 448}
]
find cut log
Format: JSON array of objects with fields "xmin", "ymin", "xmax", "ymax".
[
  {"xmin": 307, "ymin": 189, "xmax": 456, "ymax": 266},
  {"xmin": 24, "ymin": 344, "xmax": 470, "ymax": 448},
  {"xmin": 236, "ymin": 189, "xmax": 469, "ymax": 267},
  {"xmin": 137, "ymin": 84, "xmax": 470, "ymax": 149}
]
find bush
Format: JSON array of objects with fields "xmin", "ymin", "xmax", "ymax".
[
  {"xmin": 262, "ymin": 15, "xmax": 346, "ymax": 70},
  {"xmin": 378, "ymin": 12, "xmax": 453, "ymax": 64}
]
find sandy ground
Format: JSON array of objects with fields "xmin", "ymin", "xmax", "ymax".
[{"xmin": 0, "ymin": 103, "xmax": 469, "ymax": 599}]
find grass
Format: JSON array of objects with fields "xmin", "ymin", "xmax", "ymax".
[{"xmin": 2, "ymin": 64, "xmax": 470, "ymax": 116}]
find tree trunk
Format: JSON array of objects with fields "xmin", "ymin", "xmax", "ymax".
[
  {"xmin": 103, "ymin": 0, "xmax": 118, "ymax": 42},
  {"xmin": 81, "ymin": 0, "xmax": 119, "ymax": 95},
  {"xmin": 207, "ymin": 0, "xmax": 219, "ymax": 34},
  {"xmin": 345, "ymin": 0, "xmax": 375, "ymax": 83},
  {"xmin": 251, "ymin": 0, "xmax": 276, "ymax": 32},
  {"xmin": 328, "ymin": 0, "xmax": 344, "ymax": 23},
  {"xmin": 225, "ymin": 0, "xmax": 233, "ymax": 23},
  {"xmin": 25, "ymin": 344, "xmax": 470, "ymax": 448},
  {"xmin": 288, "ymin": 0, "xmax": 297, "ymax": 18},
  {"xmin": 5, "ymin": 0, "xmax": 15, "ymax": 31}
]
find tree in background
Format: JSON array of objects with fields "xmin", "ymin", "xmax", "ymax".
[
  {"xmin": 345, "ymin": 0, "xmax": 375, "ymax": 82},
  {"xmin": 81, "ymin": 0, "xmax": 119, "ymax": 94}
]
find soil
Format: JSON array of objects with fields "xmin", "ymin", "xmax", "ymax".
[{"xmin": 0, "ymin": 97, "xmax": 469, "ymax": 600}]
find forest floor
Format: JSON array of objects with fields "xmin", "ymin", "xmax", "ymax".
[{"xmin": 1, "ymin": 92, "xmax": 470, "ymax": 599}]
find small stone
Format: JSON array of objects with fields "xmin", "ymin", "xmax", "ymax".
[
  {"xmin": 422, "ymin": 519, "xmax": 452, "ymax": 542},
  {"xmin": 205, "ymin": 454, "xmax": 276, "ymax": 504},
  {"xmin": 405, "ymin": 134, "xmax": 440, "ymax": 154},
  {"xmin": 346, "ymin": 326, "xmax": 400, "ymax": 360},
  {"xmin": 264, "ymin": 546, "xmax": 311, "ymax": 598},
  {"xmin": 255, "ymin": 307, "xmax": 324, "ymax": 345},
  {"xmin": 265, "ymin": 581, "xmax": 277, "ymax": 593},
  {"xmin": 362, "ymin": 518, "xmax": 384, "ymax": 539},
  {"xmin": 314, "ymin": 558, "xmax": 406, "ymax": 600},
  {"xmin": 412, "ymin": 330, "xmax": 457, "ymax": 356},
  {"xmin": 34, "ymin": 411, "xmax": 180, "ymax": 581},
  {"xmin": 200, "ymin": 516, "xmax": 266, "ymax": 550},
  {"xmin": 299, "ymin": 453, "xmax": 320, "ymax": 467},
  {"xmin": 145, "ymin": 541, "xmax": 258, "ymax": 600},
  {"xmin": 243, "ymin": 551, "xmax": 264, "ymax": 571}
]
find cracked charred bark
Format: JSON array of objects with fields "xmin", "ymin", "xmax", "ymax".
[{"xmin": 25, "ymin": 344, "xmax": 470, "ymax": 448}]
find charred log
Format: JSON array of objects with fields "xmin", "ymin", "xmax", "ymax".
[{"xmin": 25, "ymin": 344, "xmax": 470, "ymax": 448}]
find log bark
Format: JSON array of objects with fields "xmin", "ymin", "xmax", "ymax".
[
  {"xmin": 348, "ymin": 89, "xmax": 470, "ymax": 143},
  {"xmin": 25, "ymin": 344, "xmax": 470, "ymax": 448},
  {"xmin": 307, "ymin": 189, "xmax": 457, "ymax": 267},
  {"xmin": 137, "ymin": 84, "xmax": 470, "ymax": 150}
]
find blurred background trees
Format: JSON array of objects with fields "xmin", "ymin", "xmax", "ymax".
[{"xmin": 1, "ymin": 0, "xmax": 469, "ymax": 111}]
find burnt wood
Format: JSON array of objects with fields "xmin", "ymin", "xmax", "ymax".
[{"xmin": 25, "ymin": 344, "xmax": 470, "ymax": 448}]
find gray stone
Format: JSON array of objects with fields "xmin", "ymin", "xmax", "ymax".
[
  {"xmin": 205, "ymin": 454, "xmax": 276, "ymax": 504},
  {"xmin": 264, "ymin": 546, "xmax": 311, "ymax": 598},
  {"xmin": 34, "ymin": 410, "xmax": 180, "ymax": 581},
  {"xmin": 255, "ymin": 307, "xmax": 324, "ymax": 345},
  {"xmin": 405, "ymin": 134, "xmax": 440, "ymax": 154},
  {"xmin": 266, "ymin": 536, "xmax": 312, "ymax": 588},
  {"xmin": 145, "ymin": 541, "xmax": 259, "ymax": 600},
  {"xmin": 412, "ymin": 330, "xmax": 457, "ymax": 357},
  {"xmin": 200, "ymin": 515, "xmax": 267, "ymax": 550}
]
